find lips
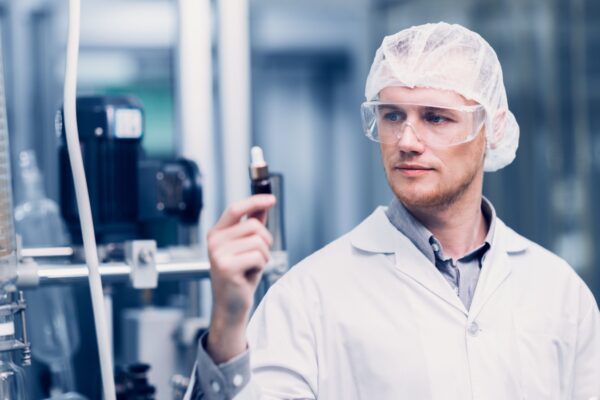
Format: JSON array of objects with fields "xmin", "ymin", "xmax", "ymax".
[
  {"xmin": 394, "ymin": 163, "xmax": 434, "ymax": 176},
  {"xmin": 396, "ymin": 163, "xmax": 432, "ymax": 170}
]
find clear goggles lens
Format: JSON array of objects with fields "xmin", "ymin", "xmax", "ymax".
[{"xmin": 361, "ymin": 102, "xmax": 486, "ymax": 147}]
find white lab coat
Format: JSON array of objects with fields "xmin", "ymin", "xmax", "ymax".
[{"xmin": 191, "ymin": 207, "xmax": 600, "ymax": 400}]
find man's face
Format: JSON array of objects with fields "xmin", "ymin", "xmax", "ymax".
[{"xmin": 379, "ymin": 86, "xmax": 486, "ymax": 210}]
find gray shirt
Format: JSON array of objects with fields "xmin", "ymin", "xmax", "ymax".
[
  {"xmin": 192, "ymin": 197, "xmax": 497, "ymax": 399},
  {"xmin": 385, "ymin": 197, "xmax": 495, "ymax": 310}
]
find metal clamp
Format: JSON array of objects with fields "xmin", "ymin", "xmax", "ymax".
[
  {"xmin": 125, "ymin": 240, "xmax": 158, "ymax": 289},
  {"xmin": 0, "ymin": 291, "xmax": 32, "ymax": 366}
]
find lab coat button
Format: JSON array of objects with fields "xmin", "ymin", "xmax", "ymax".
[
  {"xmin": 232, "ymin": 374, "xmax": 244, "ymax": 387},
  {"xmin": 211, "ymin": 380, "xmax": 221, "ymax": 393},
  {"xmin": 468, "ymin": 321, "xmax": 480, "ymax": 336}
]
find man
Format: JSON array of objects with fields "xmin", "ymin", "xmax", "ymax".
[{"xmin": 187, "ymin": 22, "xmax": 600, "ymax": 399}]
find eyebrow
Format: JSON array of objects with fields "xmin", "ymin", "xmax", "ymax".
[
  {"xmin": 422, "ymin": 106, "xmax": 444, "ymax": 111},
  {"xmin": 377, "ymin": 104, "xmax": 456, "ymax": 113},
  {"xmin": 377, "ymin": 104, "xmax": 404, "ymax": 111},
  {"xmin": 422, "ymin": 106, "xmax": 457, "ymax": 113}
]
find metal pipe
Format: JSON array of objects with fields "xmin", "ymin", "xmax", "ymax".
[
  {"xmin": 19, "ymin": 251, "xmax": 288, "ymax": 288},
  {"xmin": 17, "ymin": 291, "xmax": 31, "ymax": 366},
  {"xmin": 175, "ymin": 0, "xmax": 217, "ymax": 321},
  {"xmin": 103, "ymin": 286, "xmax": 113, "ymax": 357},
  {"xmin": 218, "ymin": 0, "xmax": 252, "ymax": 205},
  {"xmin": 21, "ymin": 246, "xmax": 74, "ymax": 258},
  {"xmin": 27, "ymin": 261, "xmax": 209, "ymax": 287}
]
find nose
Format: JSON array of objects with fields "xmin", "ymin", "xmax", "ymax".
[{"xmin": 395, "ymin": 122, "xmax": 426, "ymax": 153}]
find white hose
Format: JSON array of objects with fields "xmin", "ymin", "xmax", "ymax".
[{"xmin": 64, "ymin": 0, "xmax": 116, "ymax": 398}]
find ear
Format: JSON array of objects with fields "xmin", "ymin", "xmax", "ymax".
[{"xmin": 489, "ymin": 109, "xmax": 507, "ymax": 150}]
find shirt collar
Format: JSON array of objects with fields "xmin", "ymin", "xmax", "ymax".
[
  {"xmin": 385, "ymin": 196, "xmax": 497, "ymax": 264},
  {"xmin": 385, "ymin": 197, "xmax": 437, "ymax": 263}
]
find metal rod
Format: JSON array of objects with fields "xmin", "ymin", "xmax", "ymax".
[
  {"xmin": 29, "ymin": 260, "xmax": 211, "ymax": 286},
  {"xmin": 17, "ymin": 291, "xmax": 31, "ymax": 366},
  {"xmin": 21, "ymin": 246, "xmax": 75, "ymax": 258},
  {"xmin": 17, "ymin": 249, "xmax": 288, "ymax": 288}
]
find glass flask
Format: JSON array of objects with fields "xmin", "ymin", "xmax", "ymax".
[{"xmin": 14, "ymin": 151, "xmax": 85, "ymax": 399}]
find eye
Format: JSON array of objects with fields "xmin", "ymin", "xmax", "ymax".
[
  {"xmin": 382, "ymin": 110, "xmax": 406, "ymax": 123},
  {"xmin": 423, "ymin": 111, "xmax": 452, "ymax": 124}
]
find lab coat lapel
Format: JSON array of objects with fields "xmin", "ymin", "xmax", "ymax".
[
  {"xmin": 468, "ymin": 219, "xmax": 520, "ymax": 320},
  {"xmin": 350, "ymin": 207, "xmax": 467, "ymax": 316},
  {"xmin": 394, "ymin": 233, "xmax": 468, "ymax": 315},
  {"xmin": 350, "ymin": 210, "xmax": 530, "ymax": 321}
]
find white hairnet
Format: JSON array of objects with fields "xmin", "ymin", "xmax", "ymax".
[{"xmin": 365, "ymin": 22, "xmax": 519, "ymax": 172}]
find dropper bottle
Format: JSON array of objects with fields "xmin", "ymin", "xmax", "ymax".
[{"xmin": 249, "ymin": 146, "xmax": 272, "ymax": 195}]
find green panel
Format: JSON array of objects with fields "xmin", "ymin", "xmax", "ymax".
[{"xmin": 105, "ymin": 84, "xmax": 175, "ymax": 158}]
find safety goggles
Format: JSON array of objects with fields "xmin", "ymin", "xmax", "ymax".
[{"xmin": 361, "ymin": 101, "xmax": 487, "ymax": 147}]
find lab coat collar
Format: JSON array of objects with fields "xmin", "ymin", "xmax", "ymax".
[
  {"xmin": 349, "ymin": 207, "xmax": 399, "ymax": 254},
  {"xmin": 350, "ymin": 207, "xmax": 531, "ymax": 317},
  {"xmin": 349, "ymin": 207, "xmax": 530, "ymax": 255}
]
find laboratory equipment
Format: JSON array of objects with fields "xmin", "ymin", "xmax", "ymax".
[
  {"xmin": 248, "ymin": 147, "xmax": 287, "ymax": 302},
  {"xmin": 115, "ymin": 363, "xmax": 156, "ymax": 400},
  {"xmin": 248, "ymin": 147, "xmax": 285, "ymax": 255},
  {"xmin": 0, "ymin": 297, "xmax": 27, "ymax": 400},
  {"xmin": 0, "ymin": 19, "xmax": 18, "ymax": 291},
  {"xmin": 4, "ymin": 1, "xmax": 289, "ymax": 397},
  {"xmin": 0, "ymin": 351, "xmax": 26, "ymax": 399},
  {"xmin": 249, "ymin": 146, "xmax": 272, "ymax": 195},
  {"xmin": 57, "ymin": 96, "xmax": 203, "ymax": 246},
  {"xmin": 0, "ymin": 22, "xmax": 32, "ymax": 400},
  {"xmin": 62, "ymin": 0, "xmax": 116, "ymax": 395},
  {"xmin": 121, "ymin": 307, "xmax": 183, "ymax": 399},
  {"xmin": 265, "ymin": 173, "xmax": 286, "ymax": 254},
  {"xmin": 14, "ymin": 150, "xmax": 86, "ymax": 399}
]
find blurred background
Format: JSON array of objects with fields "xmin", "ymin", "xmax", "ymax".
[{"xmin": 0, "ymin": 0, "xmax": 598, "ymax": 398}]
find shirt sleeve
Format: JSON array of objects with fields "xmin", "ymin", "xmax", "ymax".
[
  {"xmin": 189, "ymin": 332, "xmax": 252, "ymax": 400},
  {"xmin": 571, "ymin": 282, "xmax": 600, "ymax": 400}
]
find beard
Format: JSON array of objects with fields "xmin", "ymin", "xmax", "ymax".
[{"xmin": 386, "ymin": 159, "xmax": 482, "ymax": 212}]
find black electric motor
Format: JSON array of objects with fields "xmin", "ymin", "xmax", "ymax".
[{"xmin": 57, "ymin": 95, "xmax": 203, "ymax": 245}]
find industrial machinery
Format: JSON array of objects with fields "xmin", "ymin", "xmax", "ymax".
[
  {"xmin": 0, "ymin": 32, "xmax": 32, "ymax": 399},
  {"xmin": 0, "ymin": 31, "xmax": 288, "ymax": 400},
  {"xmin": 11, "ymin": 96, "xmax": 287, "ymax": 398},
  {"xmin": 0, "ymin": 0, "xmax": 289, "ymax": 397},
  {"xmin": 57, "ymin": 95, "xmax": 203, "ymax": 246}
]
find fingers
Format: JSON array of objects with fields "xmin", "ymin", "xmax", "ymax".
[
  {"xmin": 214, "ymin": 236, "xmax": 271, "ymax": 264},
  {"xmin": 234, "ymin": 251, "xmax": 268, "ymax": 273},
  {"xmin": 211, "ymin": 248, "xmax": 270, "ymax": 281},
  {"xmin": 208, "ymin": 208, "xmax": 274, "ymax": 278},
  {"xmin": 209, "ymin": 218, "xmax": 273, "ymax": 251},
  {"xmin": 213, "ymin": 195, "xmax": 276, "ymax": 230},
  {"xmin": 248, "ymin": 209, "xmax": 269, "ymax": 225}
]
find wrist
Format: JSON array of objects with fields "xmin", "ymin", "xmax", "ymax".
[
  {"xmin": 211, "ymin": 299, "xmax": 251, "ymax": 327},
  {"xmin": 206, "ymin": 322, "xmax": 248, "ymax": 364}
]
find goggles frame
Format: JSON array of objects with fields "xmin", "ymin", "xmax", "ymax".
[{"xmin": 361, "ymin": 101, "xmax": 487, "ymax": 147}]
